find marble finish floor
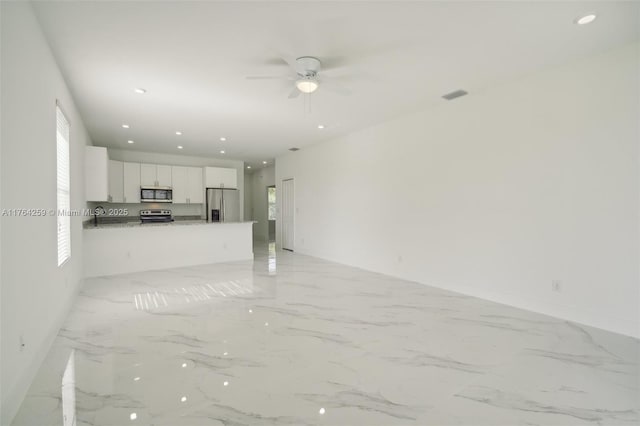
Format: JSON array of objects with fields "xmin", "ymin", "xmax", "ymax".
[{"xmin": 13, "ymin": 242, "xmax": 640, "ymax": 425}]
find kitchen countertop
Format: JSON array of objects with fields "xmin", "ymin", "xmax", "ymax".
[{"xmin": 83, "ymin": 220, "xmax": 255, "ymax": 230}]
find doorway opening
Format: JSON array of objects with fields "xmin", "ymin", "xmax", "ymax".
[{"xmin": 267, "ymin": 185, "xmax": 276, "ymax": 242}]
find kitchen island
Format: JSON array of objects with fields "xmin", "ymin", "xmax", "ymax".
[{"xmin": 84, "ymin": 221, "xmax": 254, "ymax": 277}]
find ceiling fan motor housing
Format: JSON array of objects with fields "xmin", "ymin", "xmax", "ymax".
[{"xmin": 296, "ymin": 56, "xmax": 321, "ymax": 77}]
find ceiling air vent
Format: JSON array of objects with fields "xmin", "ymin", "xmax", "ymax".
[
  {"xmin": 442, "ymin": 90, "xmax": 468, "ymax": 101},
  {"xmin": 289, "ymin": 147, "xmax": 300, "ymax": 152}
]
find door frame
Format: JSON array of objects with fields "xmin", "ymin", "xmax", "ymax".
[{"xmin": 281, "ymin": 178, "xmax": 294, "ymax": 251}]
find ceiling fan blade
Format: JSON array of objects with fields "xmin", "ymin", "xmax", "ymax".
[
  {"xmin": 320, "ymin": 55, "xmax": 350, "ymax": 71},
  {"xmin": 288, "ymin": 87, "xmax": 301, "ymax": 99},
  {"xmin": 263, "ymin": 57, "xmax": 290, "ymax": 67},
  {"xmin": 246, "ymin": 76, "xmax": 290, "ymax": 80}
]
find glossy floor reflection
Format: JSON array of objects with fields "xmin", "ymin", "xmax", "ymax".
[{"xmin": 13, "ymin": 242, "xmax": 640, "ymax": 425}]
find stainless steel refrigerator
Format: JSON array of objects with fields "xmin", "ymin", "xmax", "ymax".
[{"xmin": 206, "ymin": 188, "xmax": 240, "ymax": 222}]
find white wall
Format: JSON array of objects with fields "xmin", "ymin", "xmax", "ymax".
[
  {"xmin": 276, "ymin": 43, "xmax": 640, "ymax": 338},
  {"xmin": 248, "ymin": 166, "xmax": 275, "ymax": 241},
  {"xmin": 104, "ymin": 148, "xmax": 245, "ymax": 219},
  {"xmin": 1, "ymin": 3, "xmax": 93, "ymax": 423}
]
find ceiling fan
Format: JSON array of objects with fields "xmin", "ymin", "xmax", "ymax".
[{"xmin": 246, "ymin": 56, "xmax": 351, "ymax": 99}]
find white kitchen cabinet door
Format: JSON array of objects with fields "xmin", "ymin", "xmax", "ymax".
[
  {"xmin": 140, "ymin": 164, "xmax": 157, "ymax": 186},
  {"xmin": 204, "ymin": 167, "xmax": 220, "ymax": 187},
  {"xmin": 123, "ymin": 162, "xmax": 140, "ymax": 203},
  {"xmin": 157, "ymin": 165, "xmax": 172, "ymax": 187},
  {"xmin": 205, "ymin": 167, "xmax": 237, "ymax": 189},
  {"xmin": 219, "ymin": 168, "xmax": 237, "ymax": 189},
  {"xmin": 187, "ymin": 167, "xmax": 204, "ymax": 203},
  {"xmin": 85, "ymin": 146, "xmax": 108, "ymax": 201},
  {"xmin": 171, "ymin": 166, "xmax": 188, "ymax": 204},
  {"xmin": 108, "ymin": 160, "xmax": 124, "ymax": 203}
]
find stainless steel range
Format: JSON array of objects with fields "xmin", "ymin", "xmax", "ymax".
[{"xmin": 139, "ymin": 209, "xmax": 173, "ymax": 223}]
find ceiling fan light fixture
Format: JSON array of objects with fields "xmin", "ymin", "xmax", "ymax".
[{"xmin": 296, "ymin": 78, "xmax": 319, "ymax": 94}]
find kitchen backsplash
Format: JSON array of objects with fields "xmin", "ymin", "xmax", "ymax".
[{"xmin": 87, "ymin": 202, "xmax": 204, "ymax": 218}]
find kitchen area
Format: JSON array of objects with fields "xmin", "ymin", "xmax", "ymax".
[{"xmin": 83, "ymin": 146, "xmax": 255, "ymax": 277}]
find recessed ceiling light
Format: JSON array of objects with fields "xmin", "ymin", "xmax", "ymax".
[
  {"xmin": 177, "ymin": 145, "xmax": 183, "ymax": 150},
  {"xmin": 262, "ymin": 161, "xmax": 267, "ymax": 164},
  {"xmin": 134, "ymin": 88, "xmax": 146, "ymax": 94},
  {"xmin": 175, "ymin": 131, "xmax": 182, "ymax": 136},
  {"xmin": 247, "ymin": 166, "xmax": 251, "ymax": 169},
  {"xmin": 180, "ymin": 396, "xmax": 187, "ymax": 402},
  {"xmin": 317, "ymin": 124, "xmax": 325, "ymax": 129},
  {"xmin": 127, "ymin": 140, "xmax": 134, "ymax": 144},
  {"xmin": 122, "ymin": 124, "xmax": 130, "ymax": 129},
  {"xmin": 575, "ymin": 14, "xmax": 597, "ymax": 25},
  {"xmin": 220, "ymin": 137, "xmax": 226, "ymax": 141},
  {"xmin": 130, "ymin": 413, "xmax": 137, "ymax": 420},
  {"xmin": 220, "ymin": 150, "xmax": 225, "ymax": 154}
]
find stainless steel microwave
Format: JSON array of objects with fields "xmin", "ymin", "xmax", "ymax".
[{"xmin": 140, "ymin": 186, "xmax": 173, "ymax": 203}]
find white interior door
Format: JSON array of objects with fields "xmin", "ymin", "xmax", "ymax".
[{"xmin": 281, "ymin": 178, "xmax": 294, "ymax": 251}]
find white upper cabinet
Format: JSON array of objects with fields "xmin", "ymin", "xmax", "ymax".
[
  {"xmin": 108, "ymin": 160, "xmax": 124, "ymax": 203},
  {"xmin": 123, "ymin": 162, "xmax": 141, "ymax": 203},
  {"xmin": 140, "ymin": 164, "xmax": 156, "ymax": 186},
  {"xmin": 99, "ymin": 151, "xmax": 211, "ymax": 205},
  {"xmin": 85, "ymin": 146, "xmax": 108, "ymax": 202},
  {"xmin": 157, "ymin": 165, "xmax": 172, "ymax": 187},
  {"xmin": 172, "ymin": 166, "xmax": 203, "ymax": 204},
  {"xmin": 140, "ymin": 163, "xmax": 172, "ymax": 187},
  {"xmin": 205, "ymin": 167, "xmax": 237, "ymax": 189},
  {"xmin": 171, "ymin": 166, "xmax": 188, "ymax": 204},
  {"xmin": 187, "ymin": 167, "xmax": 204, "ymax": 203}
]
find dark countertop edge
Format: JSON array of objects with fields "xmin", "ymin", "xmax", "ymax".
[{"xmin": 83, "ymin": 220, "xmax": 256, "ymax": 230}]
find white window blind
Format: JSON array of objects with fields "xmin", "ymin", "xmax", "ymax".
[{"xmin": 57, "ymin": 104, "xmax": 71, "ymax": 266}]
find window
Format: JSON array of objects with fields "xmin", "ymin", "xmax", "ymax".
[
  {"xmin": 268, "ymin": 186, "xmax": 276, "ymax": 220},
  {"xmin": 57, "ymin": 104, "xmax": 71, "ymax": 266}
]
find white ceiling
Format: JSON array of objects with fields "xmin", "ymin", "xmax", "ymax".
[{"xmin": 32, "ymin": 1, "xmax": 639, "ymax": 168}]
